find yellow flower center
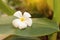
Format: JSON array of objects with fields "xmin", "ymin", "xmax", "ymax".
[{"xmin": 20, "ymin": 17, "xmax": 25, "ymax": 22}]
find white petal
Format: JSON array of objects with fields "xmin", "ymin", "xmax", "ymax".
[
  {"xmin": 14, "ymin": 11, "xmax": 22, "ymax": 18},
  {"xmin": 25, "ymin": 18, "xmax": 32, "ymax": 27},
  {"xmin": 12, "ymin": 19, "xmax": 20, "ymax": 28},
  {"xmin": 18, "ymin": 22, "xmax": 27, "ymax": 29},
  {"xmin": 23, "ymin": 12, "xmax": 31, "ymax": 18},
  {"xmin": 12, "ymin": 19, "xmax": 27, "ymax": 29}
]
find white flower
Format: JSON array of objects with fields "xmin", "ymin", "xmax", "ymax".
[{"xmin": 12, "ymin": 11, "xmax": 32, "ymax": 29}]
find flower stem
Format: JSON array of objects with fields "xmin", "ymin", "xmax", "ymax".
[{"xmin": 48, "ymin": 33, "xmax": 57, "ymax": 40}]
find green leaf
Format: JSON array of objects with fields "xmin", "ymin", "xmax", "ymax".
[
  {"xmin": 0, "ymin": 0, "xmax": 15, "ymax": 15},
  {"xmin": 54, "ymin": 0, "xmax": 60, "ymax": 22},
  {"xmin": 4, "ymin": 35, "xmax": 40, "ymax": 40},
  {"xmin": 0, "ymin": 16, "xmax": 59, "ymax": 37}
]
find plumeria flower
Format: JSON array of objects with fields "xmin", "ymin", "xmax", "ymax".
[{"xmin": 12, "ymin": 11, "xmax": 32, "ymax": 29}]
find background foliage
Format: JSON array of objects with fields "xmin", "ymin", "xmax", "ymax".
[{"xmin": 0, "ymin": 0, "xmax": 60, "ymax": 40}]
